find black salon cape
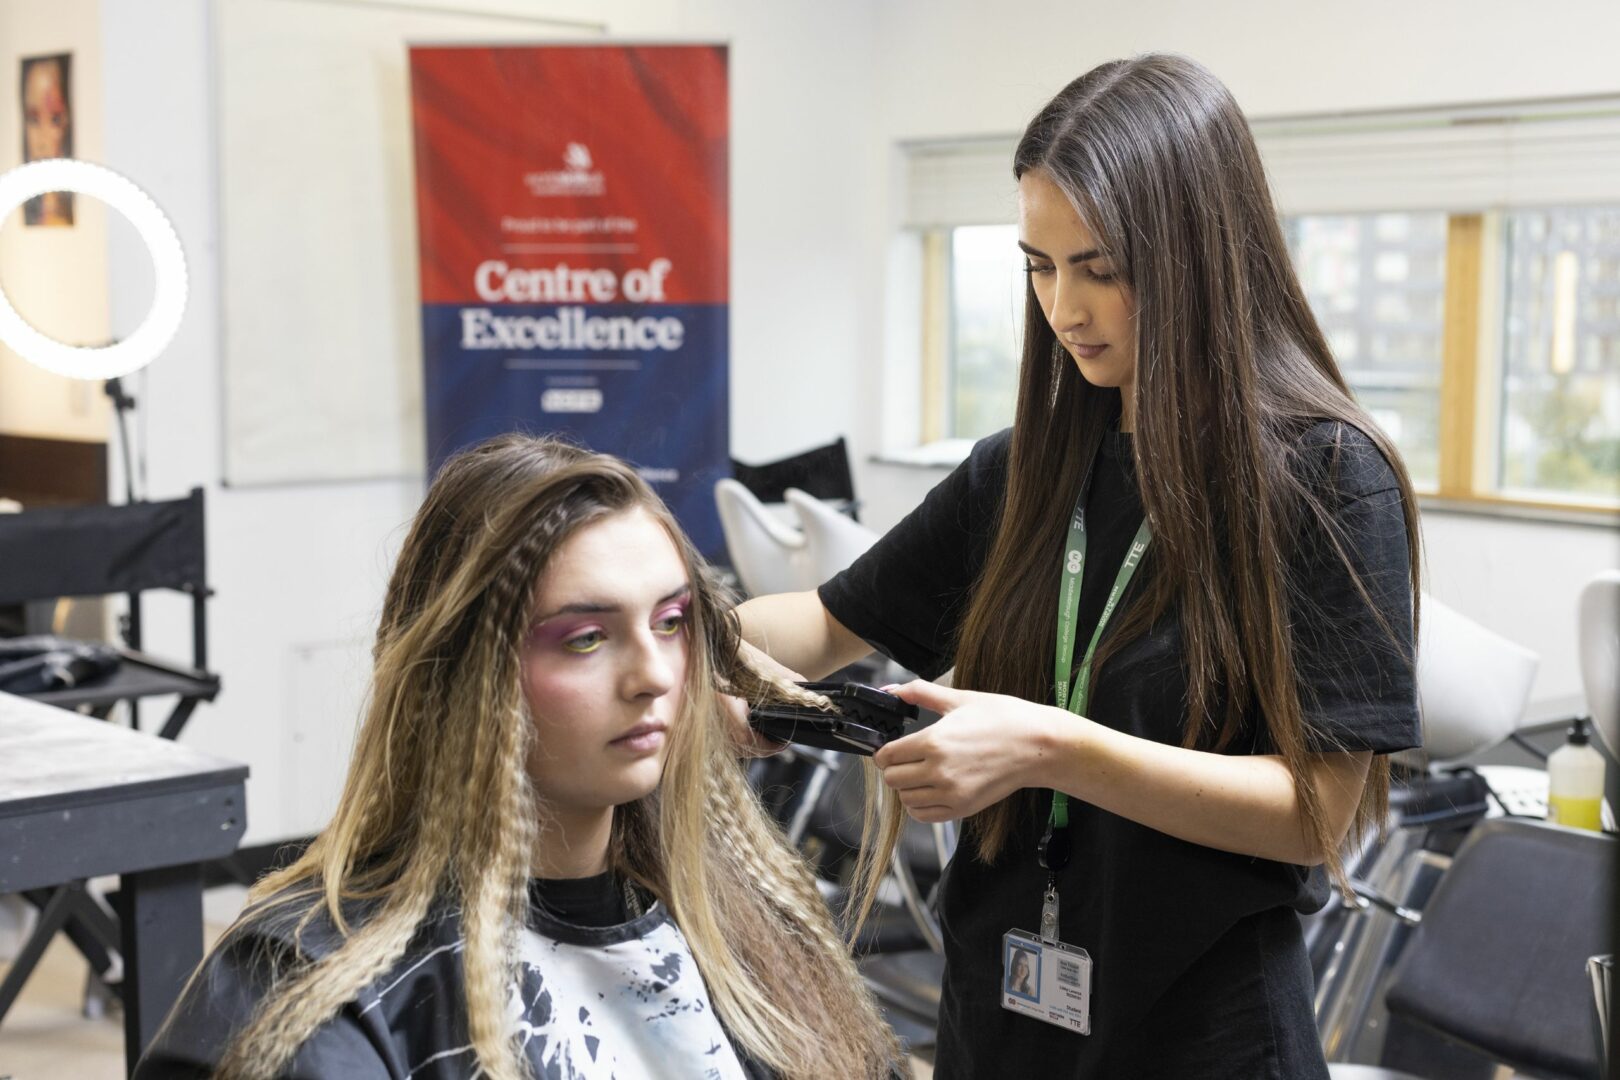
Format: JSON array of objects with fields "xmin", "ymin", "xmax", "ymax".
[
  {"xmin": 820, "ymin": 423, "xmax": 1420, "ymax": 1079},
  {"xmin": 133, "ymin": 876, "xmax": 774, "ymax": 1080}
]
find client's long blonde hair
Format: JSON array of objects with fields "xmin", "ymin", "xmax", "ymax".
[{"xmin": 213, "ymin": 435, "xmax": 902, "ymax": 1080}]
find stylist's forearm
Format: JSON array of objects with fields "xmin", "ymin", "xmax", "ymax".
[
  {"xmin": 1028, "ymin": 721, "xmax": 1367, "ymax": 867},
  {"xmin": 736, "ymin": 591, "xmax": 869, "ymax": 680}
]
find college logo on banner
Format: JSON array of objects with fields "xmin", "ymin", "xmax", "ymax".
[{"xmin": 409, "ymin": 45, "xmax": 729, "ymax": 555}]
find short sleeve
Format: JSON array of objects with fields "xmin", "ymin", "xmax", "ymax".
[
  {"xmin": 817, "ymin": 429, "xmax": 1011, "ymax": 679},
  {"xmin": 1287, "ymin": 424, "xmax": 1421, "ymax": 754}
]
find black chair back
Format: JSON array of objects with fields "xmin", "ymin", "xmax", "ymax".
[
  {"xmin": 731, "ymin": 437, "xmax": 858, "ymax": 519},
  {"xmin": 0, "ymin": 488, "xmax": 209, "ymax": 670},
  {"xmin": 1383, "ymin": 818, "xmax": 1616, "ymax": 1080},
  {"xmin": 0, "ymin": 489, "xmax": 205, "ymax": 603}
]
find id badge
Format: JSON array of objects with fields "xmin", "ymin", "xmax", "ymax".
[{"xmin": 1001, "ymin": 929, "xmax": 1091, "ymax": 1035}]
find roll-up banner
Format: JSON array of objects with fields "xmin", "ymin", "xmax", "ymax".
[{"xmin": 409, "ymin": 44, "xmax": 729, "ymax": 556}]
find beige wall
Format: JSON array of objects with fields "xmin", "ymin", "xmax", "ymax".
[{"xmin": 0, "ymin": 0, "xmax": 110, "ymax": 443}]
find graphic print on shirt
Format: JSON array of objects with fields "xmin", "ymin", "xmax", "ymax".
[{"xmin": 396, "ymin": 910, "xmax": 749, "ymax": 1080}]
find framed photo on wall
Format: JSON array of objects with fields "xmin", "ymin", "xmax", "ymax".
[{"xmin": 20, "ymin": 51, "xmax": 74, "ymax": 227}]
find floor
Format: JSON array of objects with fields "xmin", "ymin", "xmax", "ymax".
[{"xmin": 0, "ymin": 933, "xmax": 126, "ymax": 1080}]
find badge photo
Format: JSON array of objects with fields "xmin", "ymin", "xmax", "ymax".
[{"xmin": 1005, "ymin": 941, "xmax": 1041, "ymax": 1003}]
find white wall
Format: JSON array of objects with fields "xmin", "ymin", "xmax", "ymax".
[
  {"xmin": 871, "ymin": 0, "xmax": 1620, "ymax": 138},
  {"xmin": 93, "ymin": 0, "xmax": 1617, "ymax": 845},
  {"xmin": 0, "ymin": 0, "xmax": 111, "ymax": 442}
]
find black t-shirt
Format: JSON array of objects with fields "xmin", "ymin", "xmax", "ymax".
[
  {"xmin": 819, "ymin": 421, "xmax": 1419, "ymax": 1079},
  {"xmin": 530, "ymin": 870, "xmax": 631, "ymax": 927}
]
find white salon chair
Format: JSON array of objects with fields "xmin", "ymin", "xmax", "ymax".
[
  {"xmin": 1414, "ymin": 592, "xmax": 1541, "ymax": 765},
  {"xmin": 783, "ymin": 487, "xmax": 880, "ymax": 585},
  {"xmin": 1578, "ymin": 569, "xmax": 1620, "ymax": 759},
  {"xmin": 713, "ymin": 478, "xmax": 817, "ymax": 599}
]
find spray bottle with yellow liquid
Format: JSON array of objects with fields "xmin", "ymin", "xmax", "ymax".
[{"xmin": 1545, "ymin": 717, "xmax": 1606, "ymax": 831}]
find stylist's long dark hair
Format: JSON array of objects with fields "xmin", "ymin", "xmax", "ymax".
[{"xmin": 954, "ymin": 54, "xmax": 1421, "ymax": 889}]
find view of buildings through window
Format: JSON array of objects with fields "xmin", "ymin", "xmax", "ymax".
[
  {"xmin": 1501, "ymin": 208, "xmax": 1620, "ymax": 503},
  {"xmin": 1286, "ymin": 213, "xmax": 1447, "ymax": 490},
  {"xmin": 936, "ymin": 207, "xmax": 1620, "ymax": 508}
]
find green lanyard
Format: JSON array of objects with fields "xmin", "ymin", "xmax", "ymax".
[{"xmin": 1047, "ymin": 466, "xmax": 1152, "ymax": 833}]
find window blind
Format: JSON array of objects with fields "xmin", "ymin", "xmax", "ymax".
[
  {"xmin": 1258, "ymin": 98, "xmax": 1620, "ymax": 215},
  {"xmin": 901, "ymin": 96, "xmax": 1620, "ymax": 226}
]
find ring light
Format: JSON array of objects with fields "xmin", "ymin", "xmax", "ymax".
[{"xmin": 0, "ymin": 159, "xmax": 187, "ymax": 379}]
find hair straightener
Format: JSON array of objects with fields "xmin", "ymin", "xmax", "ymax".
[{"xmin": 747, "ymin": 681, "xmax": 917, "ymax": 756}]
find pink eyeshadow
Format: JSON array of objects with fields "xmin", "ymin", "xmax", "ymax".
[{"xmin": 530, "ymin": 619, "xmax": 600, "ymax": 647}]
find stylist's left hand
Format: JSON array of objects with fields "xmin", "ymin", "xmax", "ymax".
[
  {"xmin": 874, "ymin": 680, "xmax": 1059, "ymax": 823},
  {"xmin": 721, "ymin": 639, "xmax": 796, "ymax": 758}
]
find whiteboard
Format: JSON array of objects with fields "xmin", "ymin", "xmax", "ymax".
[{"xmin": 216, "ymin": 0, "xmax": 602, "ymax": 485}]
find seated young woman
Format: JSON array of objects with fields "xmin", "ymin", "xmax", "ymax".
[{"xmin": 134, "ymin": 434, "xmax": 901, "ymax": 1080}]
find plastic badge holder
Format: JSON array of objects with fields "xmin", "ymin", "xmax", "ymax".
[{"xmin": 748, "ymin": 681, "xmax": 918, "ymax": 756}]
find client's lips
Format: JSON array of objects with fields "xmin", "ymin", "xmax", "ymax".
[
  {"xmin": 611, "ymin": 721, "xmax": 667, "ymax": 753},
  {"xmin": 1068, "ymin": 341, "xmax": 1107, "ymax": 360}
]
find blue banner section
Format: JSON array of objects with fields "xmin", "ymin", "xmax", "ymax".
[{"xmin": 422, "ymin": 302, "xmax": 730, "ymax": 557}]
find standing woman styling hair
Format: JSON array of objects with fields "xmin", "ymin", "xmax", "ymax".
[
  {"xmin": 136, "ymin": 435, "xmax": 900, "ymax": 1080},
  {"xmin": 738, "ymin": 54, "xmax": 1420, "ymax": 1077}
]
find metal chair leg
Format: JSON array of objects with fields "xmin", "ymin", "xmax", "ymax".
[{"xmin": 0, "ymin": 884, "xmax": 77, "ymax": 1021}]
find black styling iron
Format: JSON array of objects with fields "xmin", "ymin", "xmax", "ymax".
[{"xmin": 748, "ymin": 681, "xmax": 918, "ymax": 756}]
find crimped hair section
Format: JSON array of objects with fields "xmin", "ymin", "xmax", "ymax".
[
  {"xmin": 653, "ymin": 553, "xmax": 901, "ymax": 1078},
  {"xmin": 442, "ymin": 532, "xmax": 554, "ymax": 1080}
]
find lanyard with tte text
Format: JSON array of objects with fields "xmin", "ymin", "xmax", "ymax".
[
  {"xmin": 1037, "ymin": 451, "xmax": 1153, "ymax": 944},
  {"xmin": 999, "ymin": 442, "xmax": 1150, "ymax": 1035}
]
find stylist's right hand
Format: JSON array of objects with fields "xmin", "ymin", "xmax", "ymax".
[{"xmin": 874, "ymin": 680, "xmax": 1063, "ymax": 823}]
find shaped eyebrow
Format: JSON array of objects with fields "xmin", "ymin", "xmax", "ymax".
[
  {"xmin": 533, "ymin": 584, "xmax": 690, "ymax": 624},
  {"xmin": 1018, "ymin": 240, "xmax": 1104, "ymax": 265}
]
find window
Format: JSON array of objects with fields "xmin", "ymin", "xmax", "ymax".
[
  {"xmin": 947, "ymin": 225, "xmax": 1022, "ymax": 441},
  {"xmin": 901, "ymin": 100, "xmax": 1620, "ymax": 513},
  {"xmin": 1499, "ymin": 208, "xmax": 1620, "ymax": 504},
  {"xmin": 1287, "ymin": 213, "xmax": 1447, "ymax": 489}
]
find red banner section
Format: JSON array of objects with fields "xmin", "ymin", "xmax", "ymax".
[{"xmin": 410, "ymin": 44, "xmax": 729, "ymax": 555}]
